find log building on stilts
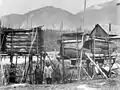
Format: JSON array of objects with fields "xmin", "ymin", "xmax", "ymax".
[
  {"xmin": 0, "ymin": 25, "xmax": 45, "ymax": 84},
  {"xmin": 58, "ymin": 24, "xmax": 118, "ymax": 81}
]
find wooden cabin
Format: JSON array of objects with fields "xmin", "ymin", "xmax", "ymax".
[
  {"xmin": 58, "ymin": 32, "xmax": 87, "ymax": 58},
  {"xmin": 57, "ymin": 24, "xmax": 119, "ymax": 79},
  {"xmin": 58, "ymin": 24, "xmax": 117, "ymax": 65},
  {"xmin": 82, "ymin": 24, "xmax": 118, "ymax": 78},
  {"xmin": 57, "ymin": 32, "xmax": 87, "ymax": 66},
  {"xmin": 83, "ymin": 24, "xmax": 117, "ymax": 56},
  {"xmin": 0, "ymin": 26, "xmax": 44, "ymax": 84},
  {"xmin": 0, "ymin": 27, "xmax": 44, "ymax": 55}
]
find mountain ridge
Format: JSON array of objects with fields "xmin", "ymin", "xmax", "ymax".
[{"xmin": 0, "ymin": 0, "xmax": 119, "ymax": 29}]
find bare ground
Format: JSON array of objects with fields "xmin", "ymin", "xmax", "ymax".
[{"xmin": 1, "ymin": 76, "xmax": 120, "ymax": 90}]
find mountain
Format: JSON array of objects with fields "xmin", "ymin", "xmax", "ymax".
[
  {"xmin": 0, "ymin": 0, "xmax": 119, "ymax": 29},
  {"xmin": 76, "ymin": 0, "xmax": 118, "ymax": 26},
  {"xmin": 1, "ymin": 6, "xmax": 80, "ymax": 29},
  {"xmin": 0, "ymin": 0, "xmax": 119, "ymax": 30}
]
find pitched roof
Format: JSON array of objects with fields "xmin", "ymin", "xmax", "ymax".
[
  {"xmin": 85, "ymin": 24, "xmax": 120, "ymax": 36},
  {"xmin": 90, "ymin": 24, "xmax": 108, "ymax": 37}
]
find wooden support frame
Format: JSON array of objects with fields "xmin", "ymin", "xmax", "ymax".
[{"xmin": 85, "ymin": 53, "xmax": 108, "ymax": 79}]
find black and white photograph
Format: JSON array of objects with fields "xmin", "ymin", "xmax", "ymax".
[{"xmin": 0, "ymin": 0, "xmax": 120, "ymax": 90}]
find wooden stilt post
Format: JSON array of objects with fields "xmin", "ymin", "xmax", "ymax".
[
  {"xmin": 24, "ymin": 56, "xmax": 27, "ymax": 75},
  {"xmin": 93, "ymin": 37, "xmax": 95, "ymax": 62},
  {"xmin": 108, "ymin": 23, "xmax": 112, "ymax": 77},
  {"xmin": 79, "ymin": 34, "xmax": 84, "ymax": 80},
  {"xmin": 0, "ymin": 24, "xmax": 2, "ymax": 85},
  {"xmin": 29, "ymin": 55, "xmax": 33, "ymax": 84},
  {"xmin": 23, "ymin": 56, "xmax": 30, "ymax": 83},
  {"xmin": 10, "ymin": 55, "xmax": 13, "ymax": 63},
  {"xmin": 92, "ymin": 36, "xmax": 95, "ymax": 78},
  {"xmin": 78, "ymin": 0, "xmax": 87, "ymax": 80},
  {"xmin": 76, "ymin": 29, "xmax": 80, "ymax": 80},
  {"xmin": 40, "ymin": 53, "xmax": 42, "ymax": 70},
  {"xmin": 10, "ymin": 30, "xmax": 13, "ymax": 65},
  {"xmin": 60, "ymin": 21, "xmax": 65, "ymax": 83},
  {"xmin": 16, "ymin": 56, "xmax": 18, "ymax": 66},
  {"xmin": 0, "ymin": 55, "xmax": 4, "ymax": 85},
  {"xmin": 0, "ymin": 24, "xmax": 1, "ymax": 51},
  {"xmin": 37, "ymin": 29, "xmax": 39, "ymax": 66},
  {"xmin": 25, "ymin": 56, "xmax": 26, "ymax": 69},
  {"xmin": 37, "ymin": 26, "xmax": 44, "ymax": 83},
  {"xmin": 21, "ymin": 55, "xmax": 27, "ymax": 83},
  {"xmin": 0, "ymin": 23, "xmax": 4, "ymax": 85},
  {"xmin": 61, "ymin": 35, "xmax": 65, "ymax": 83}
]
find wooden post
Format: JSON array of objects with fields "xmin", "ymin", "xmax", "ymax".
[
  {"xmin": 37, "ymin": 30, "xmax": 39, "ymax": 65},
  {"xmin": 23, "ymin": 56, "xmax": 27, "ymax": 78},
  {"xmin": 22, "ymin": 55, "xmax": 27, "ymax": 82},
  {"xmin": 108, "ymin": 23, "xmax": 112, "ymax": 77},
  {"xmin": 79, "ymin": 34, "xmax": 84, "ymax": 80},
  {"xmin": 93, "ymin": 37, "xmax": 95, "ymax": 61},
  {"xmin": 0, "ymin": 22, "xmax": 4, "ymax": 85},
  {"xmin": 61, "ymin": 35, "xmax": 65, "ymax": 83},
  {"xmin": 92, "ymin": 36, "xmax": 95, "ymax": 78},
  {"xmin": 37, "ymin": 26, "xmax": 44, "ymax": 83},
  {"xmin": 25, "ymin": 56, "xmax": 26, "ymax": 69},
  {"xmin": 0, "ymin": 55, "xmax": 3, "ymax": 85},
  {"xmin": 60, "ymin": 21, "xmax": 65, "ymax": 83},
  {"xmin": 38, "ymin": 28, "xmax": 42, "ymax": 70},
  {"xmin": 0, "ymin": 25, "xmax": 1, "ymax": 51},
  {"xmin": 78, "ymin": 0, "xmax": 87, "ymax": 80},
  {"xmin": 0, "ymin": 25, "xmax": 2, "ymax": 85},
  {"xmin": 16, "ymin": 56, "xmax": 18, "ymax": 66},
  {"xmin": 10, "ymin": 31, "xmax": 13, "ymax": 64},
  {"xmin": 29, "ymin": 55, "xmax": 33, "ymax": 84},
  {"xmin": 10, "ymin": 55, "xmax": 13, "ymax": 64},
  {"xmin": 107, "ymin": 35, "xmax": 110, "ymax": 69},
  {"xmin": 76, "ymin": 29, "xmax": 80, "ymax": 80}
]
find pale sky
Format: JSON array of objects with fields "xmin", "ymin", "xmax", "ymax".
[{"xmin": 0, "ymin": 0, "xmax": 111, "ymax": 17}]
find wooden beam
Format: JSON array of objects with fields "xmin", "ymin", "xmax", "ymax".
[
  {"xmin": 6, "ymin": 43, "xmax": 37, "ymax": 46},
  {"xmin": 85, "ymin": 53, "xmax": 108, "ymax": 79},
  {"xmin": 7, "ymin": 34, "xmax": 30, "ymax": 36},
  {"xmin": 7, "ymin": 36, "xmax": 30, "ymax": 39},
  {"xmin": 3, "ymin": 29, "xmax": 34, "ymax": 33},
  {"xmin": 6, "ymin": 40, "xmax": 36, "ymax": 43},
  {"xmin": 5, "ymin": 51, "xmax": 37, "ymax": 55},
  {"xmin": 7, "ymin": 46, "xmax": 37, "ymax": 48}
]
